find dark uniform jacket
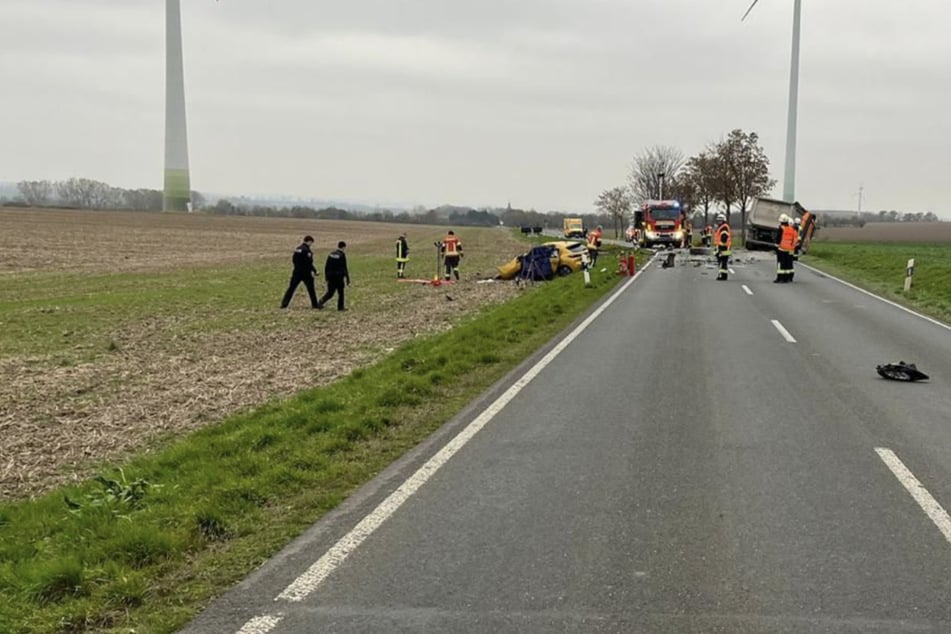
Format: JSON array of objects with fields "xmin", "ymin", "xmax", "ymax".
[
  {"xmin": 324, "ymin": 249, "xmax": 350, "ymax": 282},
  {"xmin": 292, "ymin": 242, "xmax": 316, "ymax": 275},
  {"xmin": 396, "ymin": 237, "xmax": 409, "ymax": 260}
]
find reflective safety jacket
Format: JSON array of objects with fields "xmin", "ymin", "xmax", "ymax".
[
  {"xmin": 587, "ymin": 229, "xmax": 603, "ymax": 251},
  {"xmin": 396, "ymin": 236, "xmax": 409, "ymax": 262},
  {"xmin": 778, "ymin": 225, "xmax": 798, "ymax": 252},
  {"xmin": 715, "ymin": 222, "xmax": 732, "ymax": 255},
  {"xmin": 442, "ymin": 235, "xmax": 461, "ymax": 256}
]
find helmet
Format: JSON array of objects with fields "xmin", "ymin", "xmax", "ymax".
[
  {"xmin": 779, "ymin": 214, "xmax": 790, "ymax": 224},
  {"xmin": 794, "ymin": 218, "xmax": 802, "ymax": 226},
  {"xmin": 716, "ymin": 213, "xmax": 726, "ymax": 223}
]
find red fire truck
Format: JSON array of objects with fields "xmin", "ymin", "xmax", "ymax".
[{"xmin": 633, "ymin": 199, "xmax": 687, "ymax": 248}]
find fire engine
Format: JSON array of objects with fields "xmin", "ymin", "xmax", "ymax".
[{"xmin": 633, "ymin": 200, "xmax": 687, "ymax": 248}]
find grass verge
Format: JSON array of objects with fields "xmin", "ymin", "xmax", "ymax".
[
  {"xmin": 803, "ymin": 242, "xmax": 951, "ymax": 323},
  {"xmin": 0, "ymin": 267, "xmax": 627, "ymax": 633}
]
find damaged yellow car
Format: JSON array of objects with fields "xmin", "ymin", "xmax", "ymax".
[{"xmin": 496, "ymin": 241, "xmax": 589, "ymax": 280}]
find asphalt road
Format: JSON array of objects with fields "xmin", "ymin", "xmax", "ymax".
[{"xmin": 182, "ymin": 249, "xmax": 951, "ymax": 634}]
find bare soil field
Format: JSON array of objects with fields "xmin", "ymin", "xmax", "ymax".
[
  {"xmin": 816, "ymin": 222, "xmax": 951, "ymax": 243},
  {"xmin": 0, "ymin": 208, "xmax": 528, "ymax": 499}
]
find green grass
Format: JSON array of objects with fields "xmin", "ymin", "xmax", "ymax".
[
  {"xmin": 804, "ymin": 242, "xmax": 951, "ymax": 323},
  {"xmin": 0, "ymin": 266, "xmax": 624, "ymax": 634}
]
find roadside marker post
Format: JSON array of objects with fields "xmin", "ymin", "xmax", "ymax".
[{"xmin": 904, "ymin": 258, "xmax": 915, "ymax": 292}]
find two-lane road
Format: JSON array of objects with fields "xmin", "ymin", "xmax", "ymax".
[{"xmin": 183, "ymin": 251, "xmax": 951, "ymax": 633}]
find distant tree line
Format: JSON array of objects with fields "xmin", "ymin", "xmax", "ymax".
[
  {"xmin": 9, "ymin": 178, "xmax": 615, "ymax": 230},
  {"xmin": 820, "ymin": 210, "xmax": 940, "ymax": 228},
  {"xmin": 209, "ymin": 198, "xmax": 611, "ymax": 230},
  {"xmin": 13, "ymin": 178, "xmax": 204, "ymax": 211}
]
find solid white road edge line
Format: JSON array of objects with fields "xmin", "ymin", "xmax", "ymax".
[
  {"xmin": 272, "ymin": 269, "xmax": 646, "ymax": 604},
  {"xmin": 236, "ymin": 615, "xmax": 283, "ymax": 634},
  {"xmin": 771, "ymin": 319, "xmax": 797, "ymax": 343},
  {"xmin": 875, "ymin": 448, "xmax": 951, "ymax": 545},
  {"xmin": 742, "ymin": 285, "xmax": 753, "ymax": 296},
  {"xmin": 800, "ymin": 262, "xmax": 951, "ymax": 332}
]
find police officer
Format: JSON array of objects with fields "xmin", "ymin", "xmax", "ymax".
[
  {"xmin": 319, "ymin": 241, "xmax": 351, "ymax": 310},
  {"xmin": 441, "ymin": 230, "xmax": 463, "ymax": 281},
  {"xmin": 714, "ymin": 214, "xmax": 732, "ymax": 281},
  {"xmin": 396, "ymin": 232, "xmax": 409, "ymax": 279},
  {"xmin": 280, "ymin": 235, "xmax": 320, "ymax": 309}
]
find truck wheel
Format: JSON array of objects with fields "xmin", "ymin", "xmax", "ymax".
[{"xmin": 557, "ymin": 265, "xmax": 572, "ymax": 277}]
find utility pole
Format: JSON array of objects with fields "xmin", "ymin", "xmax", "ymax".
[{"xmin": 856, "ymin": 184, "xmax": 864, "ymax": 213}]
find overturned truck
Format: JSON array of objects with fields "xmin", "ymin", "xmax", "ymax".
[{"xmin": 745, "ymin": 197, "xmax": 818, "ymax": 254}]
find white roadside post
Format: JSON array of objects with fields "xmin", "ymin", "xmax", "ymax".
[
  {"xmin": 581, "ymin": 250, "xmax": 592, "ymax": 287},
  {"xmin": 904, "ymin": 258, "xmax": 915, "ymax": 292}
]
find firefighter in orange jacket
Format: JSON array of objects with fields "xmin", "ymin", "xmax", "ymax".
[
  {"xmin": 714, "ymin": 214, "xmax": 732, "ymax": 281},
  {"xmin": 775, "ymin": 214, "xmax": 798, "ymax": 283},
  {"xmin": 440, "ymin": 230, "xmax": 463, "ymax": 281}
]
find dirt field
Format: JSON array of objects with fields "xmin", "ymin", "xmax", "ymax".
[
  {"xmin": 0, "ymin": 208, "xmax": 529, "ymax": 500},
  {"xmin": 816, "ymin": 222, "xmax": 951, "ymax": 243}
]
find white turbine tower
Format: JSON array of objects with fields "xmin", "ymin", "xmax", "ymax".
[
  {"xmin": 164, "ymin": 0, "xmax": 191, "ymax": 211},
  {"xmin": 743, "ymin": 0, "xmax": 802, "ymax": 203}
]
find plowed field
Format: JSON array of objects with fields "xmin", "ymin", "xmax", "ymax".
[{"xmin": 0, "ymin": 208, "xmax": 528, "ymax": 499}]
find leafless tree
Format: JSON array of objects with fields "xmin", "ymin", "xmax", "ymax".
[
  {"xmin": 679, "ymin": 152, "xmax": 720, "ymax": 227},
  {"xmin": 628, "ymin": 146, "xmax": 685, "ymax": 203},
  {"xmin": 55, "ymin": 178, "xmax": 120, "ymax": 209},
  {"xmin": 717, "ymin": 130, "xmax": 776, "ymax": 243},
  {"xmin": 595, "ymin": 187, "xmax": 632, "ymax": 238},
  {"xmin": 16, "ymin": 180, "xmax": 53, "ymax": 206}
]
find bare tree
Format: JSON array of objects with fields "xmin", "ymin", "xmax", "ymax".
[
  {"xmin": 595, "ymin": 187, "xmax": 632, "ymax": 238},
  {"xmin": 16, "ymin": 180, "xmax": 54, "ymax": 206},
  {"xmin": 679, "ymin": 152, "xmax": 720, "ymax": 227},
  {"xmin": 628, "ymin": 145, "xmax": 685, "ymax": 203},
  {"xmin": 55, "ymin": 178, "xmax": 120, "ymax": 209},
  {"xmin": 718, "ymin": 130, "xmax": 776, "ymax": 243}
]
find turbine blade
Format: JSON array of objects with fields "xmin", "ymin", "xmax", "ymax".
[{"xmin": 741, "ymin": 0, "xmax": 761, "ymax": 21}]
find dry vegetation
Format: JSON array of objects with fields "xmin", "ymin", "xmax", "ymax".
[
  {"xmin": 816, "ymin": 222, "xmax": 951, "ymax": 243},
  {"xmin": 0, "ymin": 208, "xmax": 529, "ymax": 499}
]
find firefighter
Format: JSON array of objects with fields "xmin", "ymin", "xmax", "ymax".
[
  {"xmin": 587, "ymin": 225, "xmax": 603, "ymax": 265},
  {"xmin": 396, "ymin": 232, "xmax": 409, "ymax": 279},
  {"xmin": 702, "ymin": 224, "xmax": 713, "ymax": 247},
  {"xmin": 440, "ymin": 230, "xmax": 463, "ymax": 281},
  {"xmin": 319, "ymin": 241, "xmax": 351, "ymax": 310},
  {"xmin": 792, "ymin": 218, "xmax": 803, "ymax": 258},
  {"xmin": 280, "ymin": 235, "xmax": 320, "ymax": 309},
  {"xmin": 681, "ymin": 216, "xmax": 693, "ymax": 249},
  {"xmin": 714, "ymin": 214, "xmax": 732, "ymax": 281},
  {"xmin": 775, "ymin": 215, "xmax": 798, "ymax": 283}
]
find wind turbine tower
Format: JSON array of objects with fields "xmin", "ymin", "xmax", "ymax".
[
  {"xmin": 164, "ymin": 0, "xmax": 191, "ymax": 211},
  {"xmin": 743, "ymin": 0, "xmax": 802, "ymax": 203}
]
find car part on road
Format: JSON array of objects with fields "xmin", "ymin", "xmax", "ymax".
[{"xmin": 876, "ymin": 361, "xmax": 929, "ymax": 382}]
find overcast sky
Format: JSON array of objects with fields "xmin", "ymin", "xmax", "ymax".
[{"xmin": 2, "ymin": 0, "xmax": 950, "ymax": 215}]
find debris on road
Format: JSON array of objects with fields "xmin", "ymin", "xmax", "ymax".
[{"xmin": 876, "ymin": 361, "xmax": 930, "ymax": 382}]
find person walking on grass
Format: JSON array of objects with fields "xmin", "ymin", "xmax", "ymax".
[
  {"xmin": 280, "ymin": 235, "xmax": 320, "ymax": 309},
  {"xmin": 396, "ymin": 232, "xmax": 409, "ymax": 279},
  {"xmin": 320, "ymin": 241, "xmax": 351, "ymax": 311},
  {"xmin": 440, "ymin": 230, "xmax": 463, "ymax": 281}
]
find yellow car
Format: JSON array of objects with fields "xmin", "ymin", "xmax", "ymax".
[
  {"xmin": 496, "ymin": 240, "xmax": 589, "ymax": 279},
  {"xmin": 545, "ymin": 240, "xmax": 589, "ymax": 274}
]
